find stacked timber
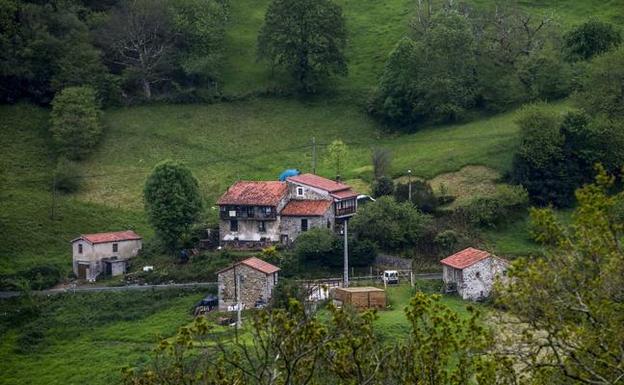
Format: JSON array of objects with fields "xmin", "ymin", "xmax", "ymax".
[{"xmin": 332, "ymin": 287, "xmax": 386, "ymax": 310}]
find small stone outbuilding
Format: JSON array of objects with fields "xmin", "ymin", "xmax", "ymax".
[
  {"xmin": 217, "ymin": 257, "xmax": 280, "ymax": 311},
  {"xmin": 440, "ymin": 247, "xmax": 509, "ymax": 301},
  {"xmin": 71, "ymin": 230, "xmax": 142, "ymax": 281}
]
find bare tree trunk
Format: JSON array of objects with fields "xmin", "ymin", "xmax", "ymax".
[{"xmin": 142, "ymin": 78, "xmax": 151, "ymax": 99}]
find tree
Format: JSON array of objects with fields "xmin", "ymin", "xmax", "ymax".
[
  {"xmin": 143, "ymin": 160, "xmax": 203, "ymax": 253},
  {"xmin": 98, "ymin": 0, "xmax": 176, "ymax": 99},
  {"xmin": 325, "ymin": 140, "xmax": 348, "ymax": 179},
  {"xmin": 517, "ymin": 45, "xmax": 571, "ymax": 101},
  {"xmin": 257, "ymin": 0, "xmax": 347, "ymax": 93},
  {"xmin": 369, "ymin": 10, "xmax": 477, "ymax": 128},
  {"xmin": 293, "ymin": 228, "xmax": 336, "ymax": 266},
  {"xmin": 50, "ymin": 86, "xmax": 102, "ymax": 160},
  {"xmin": 564, "ymin": 19, "xmax": 622, "ymax": 61},
  {"xmin": 511, "ymin": 105, "xmax": 624, "ymax": 207},
  {"xmin": 497, "ymin": 168, "xmax": 624, "ymax": 384},
  {"xmin": 350, "ymin": 196, "xmax": 431, "ymax": 252},
  {"xmin": 395, "ymin": 180, "xmax": 438, "ymax": 213},
  {"xmin": 0, "ymin": 1, "xmax": 107, "ymax": 104},
  {"xmin": 371, "ymin": 176, "xmax": 395, "ymax": 198},
  {"xmin": 576, "ymin": 46, "xmax": 624, "ymax": 118},
  {"xmin": 371, "ymin": 148, "xmax": 392, "ymax": 179}
]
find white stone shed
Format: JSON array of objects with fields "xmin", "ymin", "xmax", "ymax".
[{"xmin": 440, "ymin": 247, "xmax": 509, "ymax": 301}]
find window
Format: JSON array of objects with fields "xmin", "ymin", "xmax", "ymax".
[
  {"xmin": 246, "ymin": 206, "xmax": 255, "ymax": 217},
  {"xmin": 230, "ymin": 220, "xmax": 238, "ymax": 232},
  {"xmin": 258, "ymin": 221, "xmax": 266, "ymax": 233},
  {"xmin": 296, "ymin": 186, "xmax": 304, "ymax": 197},
  {"xmin": 112, "ymin": 243, "xmax": 118, "ymax": 253},
  {"xmin": 301, "ymin": 218, "xmax": 308, "ymax": 232},
  {"xmin": 78, "ymin": 244, "xmax": 83, "ymax": 254},
  {"xmin": 475, "ymin": 272, "xmax": 481, "ymax": 278},
  {"xmin": 327, "ymin": 219, "xmax": 332, "ymax": 229}
]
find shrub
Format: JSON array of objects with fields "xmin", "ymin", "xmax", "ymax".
[
  {"xmin": 460, "ymin": 185, "xmax": 529, "ymax": 228},
  {"xmin": 576, "ymin": 46, "xmax": 624, "ymax": 118},
  {"xmin": 371, "ymin": 176, "xmax": 394, "ymax": 198},
  {"xmin": 395, "ymin": 180, "xmax": 438, "ymax": 213},
  {"xmin": 350, "ymin": 196, "xmax": 431, "ymax": 252},
  {"xmin": 564, "ymin": 19, "xmax": 622, "ymax": 61},
  {"xmin": 54, "ymin": 157, "xmax": 82, "ymax": 193},
  {"xmin": 50, "ymin": 86, "xmax": 102, "ymax": 160},
  {"xmin": 434, "ymin": 230, "xmax": 460, "ymax": 256},
  {"xmin": 293, "ymin": 228, "xmax": 337, "ymax": 266}
]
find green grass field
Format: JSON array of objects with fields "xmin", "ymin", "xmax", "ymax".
[{"xmin": 0, "ymin": 289, "xmax": 205, "ymax": 385}]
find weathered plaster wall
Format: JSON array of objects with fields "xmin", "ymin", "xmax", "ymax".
[
  {"xmin": 218, "ymin": 264, "xmax": 277, "ymax": 311},
  {"xmin": 72, "ymin": 239, "xmax": 142, "ymax": 278}
]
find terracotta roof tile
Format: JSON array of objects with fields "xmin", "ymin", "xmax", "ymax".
[
  {"xmin": 280, "ymin": 200, "xmax": 332, "ymax": 216},
  {"xmin": 218, "ymin": 257, "xmax": 280, "ymax": 275},
  {"xmin": 331, "ymin": 189, "xmax": 358, "ymax": 199},
  {"xmin": 440, "ymin": 247, "xmax": 491, "ymax": 269},
  {"xmin": 218, "ymin": 181, "xmax": 287, "ymax": 206},
  {"xmin": 75, "ymin": 230, "xmax": 142, "ymax": 244},
  {"xmin": 287, "ymin": 173, "xmax": 353, "ymax": 193}
]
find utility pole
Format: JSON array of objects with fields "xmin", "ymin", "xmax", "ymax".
[
  {"xmin": 236, "ymin": 271, "xmax": 242, "ymax": 329},
  {"xmin": 312, "ymin": 137, "xmax": 317, "ymax": 174},
  {"xmin": 407, "ymin": 169, "xmax": 412, "ymax": 203},
  {"xmin": 343, "ymin": 220, "xmax": 349, "ymax": 288}
]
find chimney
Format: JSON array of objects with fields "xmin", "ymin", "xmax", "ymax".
[{"xmin": 335, "ymin": 174, "xmax": 341, "ymax": 182}]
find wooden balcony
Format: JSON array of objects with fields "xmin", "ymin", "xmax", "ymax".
[
  {"xmin": 220, "ymin": 206, "xmax": 277, "ymax": 220},
  {"xmin": 335, "ymin": 206, "xmax": 356, "ymax": 217}
]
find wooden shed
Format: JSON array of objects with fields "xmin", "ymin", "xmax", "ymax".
[{"xmin": 332, "ymin": 287, "xmax": 386, "ymax": 310}]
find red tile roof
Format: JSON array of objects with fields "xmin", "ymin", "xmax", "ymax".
[
  {"xmin": 281, "ymin": 200, "xmax": 332, "ymax": 216},
  {"xmin": 218, "ymin": 181, "xmax": 287, "ymax": 206},
  {"xmin": 287, "ymin": 173, "xmax": 352, "ymax": 193},
  {"xmin": 218, "ymin": 257, "xmax": 280, "ymax": 275},
  {"xmin": 440, "ymin": 247, "xmax": 491, "ymax": 269},
  {"xmin": 75, "ymin": 230, "xmax": 142, "ymax": 244},
  {"xmin": 331, "ymin": 189, "xmax": 359, "ymax": 199}
]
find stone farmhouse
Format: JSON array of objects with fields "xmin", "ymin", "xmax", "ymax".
[
  {"xmin": 217, "ymin": 257, "xmax": 280, "ymax": 311},
  {"xmin": 440, "ymin": 247, "xmax": 509, "ymax": 301},
  {"xmin": 217, "ymin": 173, "xmax": 358, "ymax": 249},
  {"xmin": 71, "ymin": 230, "xmax": 142, "ymax": 281}
]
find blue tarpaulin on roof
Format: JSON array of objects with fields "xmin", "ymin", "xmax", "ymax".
[{"xmin": 279, "ymin": 169, "xmax": 300, "ymax": 181}]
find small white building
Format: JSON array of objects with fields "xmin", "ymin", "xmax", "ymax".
[
  {"xmin": 71, "ymin": 230, "xmax": 142, "ymax": 281},
  {"xmin": 440, "ymin": 247, "xmax": 508, "ymax": 301}
]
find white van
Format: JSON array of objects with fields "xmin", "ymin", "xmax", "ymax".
[{"xmin": 382, "ymin": 270, "xmax": 399, "ymax": 285}]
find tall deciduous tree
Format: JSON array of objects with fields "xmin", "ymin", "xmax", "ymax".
[
  {"xmin": 97, "ymin": 0, "xmax": 176, "ymax": 99},
  {"xmin": 50, "ymin": 86, "xmax": 102, "ymax": 160},
  {"xmin": 325, "ymin": 140, "xmax": 348, "ymax": 179},
  {"xmin": 257, "ymin": 0, "xmax": 347, "ymax": 93},
  {"xmin": 576, "ymin": 46, "xmax": 624, "ymax": 118},
  {"xmin": 143, "ymin": 160, "xmax": 203, "ymax": 253}
]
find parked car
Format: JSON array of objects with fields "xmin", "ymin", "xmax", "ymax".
[
  {"xmin": 193, "ymin": 294, "xmax": 218, "ymax": 316},
  {"xmin": 382, "ymin": 270, "xmax": 399, "ymax": 285}
]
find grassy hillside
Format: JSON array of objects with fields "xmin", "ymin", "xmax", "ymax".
[
  {"xmin": 0, "ymin": 290, "xmax": 203, "ymax": 385},
  {"xmin": 221, "ymin": 0, "xmax": 624, "ymax": 96}
]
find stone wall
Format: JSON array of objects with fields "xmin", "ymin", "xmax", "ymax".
[
  {"xmin": 218, "ymin": 264, "xmax": 277, "ymax": 311},
  {"xmin": 280, "ymin": 208, "xmax": 334, "ymax": 244},
  {"xmin": 457, "ymin": 257, "xmax": 508, "ymax": 301},
  {"xmin": 287, "ymin": 182, "xmax": 330, "ymax": 200},
  {"xmin": 219, "ymin": 218, "xmax": 280, "ymax": 243}
]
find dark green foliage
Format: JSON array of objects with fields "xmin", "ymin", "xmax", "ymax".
[
  {"xmin": 257, "ymin": 0, "xmax": 347, "ymax": 93},
  {"xmin": 54, "ymin": 157, "xmax": 82, "ymax": 194},
  {"xmin": 395, "ymin": 180, "xmax": 438, "ymax": 213},
  {"xmin": 564, "ymin": 19, "xmax": 622, "ymax": 61},
  {"xmin": 511, "ymin": 106, "xmax": 624, "ymax": 207},
  {"xmin": 433, "ymin": 230, "xmax": 459, "ymax": 256},
  {"xmin": 517, "ymin": 46, "xmax": 572, "ymax": 101},
  {"xmin": 143, "ymin": 160, "xmax": 203, "ymax": 253},
  {"xmin": 270, "ymin": 278, "xmax": 303, "ymax": 308},
  {"xmin": 371, "ymin": 176, "xmax": 394, "ymax": 198},
  {"xmin": 576, "ymin": 46, "xmax": 624, "ymax": 118},
  {"xmin": 50, "ymin": 86, "xmax": 102, "ymax": 160},
  {"xmin": 369, "ymin": 10, "xmax": 477, "ymax": 128},
  {"xmin": 350, "ymin": 196, "xmax": 431, "ymax": 252},
  {"xmin": 0, "ymin": 0, "xmax": 107, "ymax": 104},
  {"xmin": 293, "ymin": 228, "xmax": 377, "ymax": 268}
]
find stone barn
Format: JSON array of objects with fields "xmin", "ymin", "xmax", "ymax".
[
  {"xmin": 71, "ymin": 230, "xmax": 142, "ymax": 281},
  {"xmin": 440, "ymin": 247, "xmax": 509, "ymax": 301},
  {"xmin": 217, "ymin": 257, "xmax": 280, "ymax": 311}
]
